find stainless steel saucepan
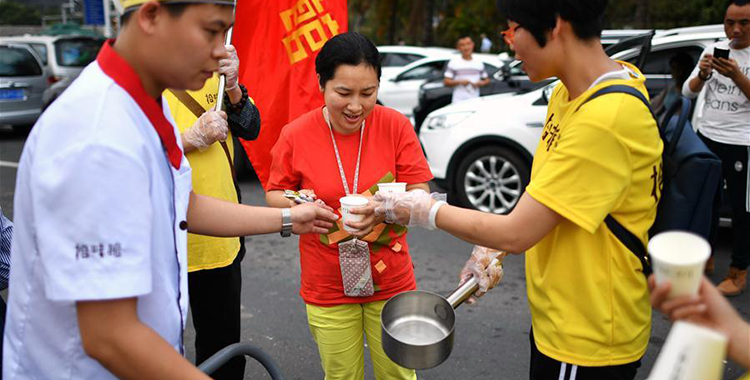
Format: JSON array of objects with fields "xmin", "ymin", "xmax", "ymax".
[{"xmin": 380, "ymin": 258, "xmax": 501, "ymax": 370}]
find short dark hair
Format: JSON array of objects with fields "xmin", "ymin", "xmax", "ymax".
[
  {"xmin": 121, "ymin": 3, "xmax": 190, "ymax": 25},
  {"xmin": 669, "ymin": 51, "xmax": 693, "ymax": 69},
  {"xmin": 728, "ymin": 0, "xmax": 750, "ymax": 7},
  {"xmin": 497, "ymin": 0, "xmax": 608, "ymax": 47},
  {"xmin": 315, "ymin": 32, "xmax": 382, "ymax": 87}
]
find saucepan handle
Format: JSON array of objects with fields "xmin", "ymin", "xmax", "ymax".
[{"xmin": 445, "ymin": 258, "xmax": 501, "ymax": 309}]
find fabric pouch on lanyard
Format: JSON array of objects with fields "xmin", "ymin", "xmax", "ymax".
[
  {"xmin": 339, "ymin": 238, "xmax": 374, "ymax": 297},
  {"xmin": 325, "ymin": 107, "xmax": 374, "ymax": 297}
]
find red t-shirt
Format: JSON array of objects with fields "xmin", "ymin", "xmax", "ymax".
[{"xmin": 267, "ymin": 105, "xmax": 433, "ymax": 306}]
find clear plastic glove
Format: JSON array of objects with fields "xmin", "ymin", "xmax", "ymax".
[
  {"xmin": 459, "ymin": 246, "xmax": 506, "ymax": 304},
  {"xmin": 373, "ymin": 189, "xmax": 447, "ymax": 229},
  {"xmin": 183, "ymin": 109, "xmax": 228, "ymax": 151},
  {"xmin": 219, "ymin": 45, "xmax": 240, "ymax": 91}
]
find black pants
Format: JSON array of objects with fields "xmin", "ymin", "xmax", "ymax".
[
  {"xmin": 188, "ymin": 241, "xmax": 245, "ymax": 380},
  {"xmin": 529, "ymin": 330, "xmax": 641, "ymax": 380},
  {"xmin": 699, "ymin": 133, "xmax": 750, "ymax": 270}
]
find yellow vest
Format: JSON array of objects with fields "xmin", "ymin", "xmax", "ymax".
[
  {"xmin": 524, "ymin": 62, "xmax": 663, "ymax": 366},
  {"xmin": 164, "ymin": 75, "xmax": 240, "ymax": 272}
]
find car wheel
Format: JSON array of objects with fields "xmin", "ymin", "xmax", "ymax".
[{"xmin": 454, "ymin": 146, "xmax": 530, "ymax": 214}]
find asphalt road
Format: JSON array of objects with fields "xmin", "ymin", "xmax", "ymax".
[{"xmin": 1, "ymin": 126, "xmax": 748, "ymax": 380}]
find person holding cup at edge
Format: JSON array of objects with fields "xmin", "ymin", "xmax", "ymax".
[
  {"xmin": 650, "ymin": 277, "xmax": 750, "ymax": 378},
  {"xmin": 373, "ymin": 0, "xmax": 663, "ymax": 378},
  {"xmin": 265, "ymin": 32, "xmax": 432, "ymax": 380}
]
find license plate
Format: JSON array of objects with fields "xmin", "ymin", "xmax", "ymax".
[{"xmin": 0, "ymin": 89, "xmax": 25, "ymax": 101}]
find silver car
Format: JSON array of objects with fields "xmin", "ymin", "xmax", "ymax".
[
  {"xmin": 0, "ymin": 42, "xmax": 47, "ymax": 128},
  {"xmin": 3, "ymin": 35, "xmax": 103, "ymax": 109}
]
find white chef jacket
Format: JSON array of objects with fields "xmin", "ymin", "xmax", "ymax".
[{"xmin": 3, "ymin": 41, "xmax": 191, "ymax": 380}]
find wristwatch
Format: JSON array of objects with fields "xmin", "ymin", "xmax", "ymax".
[{"xmin": 280, "ymin": 208, "xmax": 293, "ymax": 237}]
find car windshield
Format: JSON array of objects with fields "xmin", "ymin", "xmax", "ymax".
[
  {"xmin": 54, "ymin": 38, "xmax": 102, "ymax": 67},
  {"xmin": 0, "ymin": 46, "xmax": 43, "ymax": 77}
]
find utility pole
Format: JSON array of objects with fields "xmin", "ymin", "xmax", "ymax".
[
  {"xmin": 424, "ymin": 0, "xmax": 434, "ymax": 46},
  {"xmin": 635, "ymin": 0, "xmax": 650, "ymax": 28},
  {"xmin": 103, "ymin": 0, "xmax": 111, "ymax": 37},
  {"xmin": 387, "ymin": 0, "xmax": 399, "ymax": 45}
]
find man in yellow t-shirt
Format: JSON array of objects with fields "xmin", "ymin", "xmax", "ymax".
[
  {"xmin": 522, "ymin": 64, "xmax": 660, "ymax": 372},
  {"xmin": 164, "ymin": 44, "xmax": 260, "ymax": 380},
  {"xmin": 373, "ymin": 1, "xmax": 662, "ymax": 379}
]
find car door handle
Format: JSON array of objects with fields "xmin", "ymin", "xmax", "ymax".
[{"xmin": 525, "ymin": 122, "xmax": 544, "ymax": 128}]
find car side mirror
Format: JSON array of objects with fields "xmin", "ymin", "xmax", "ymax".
[
  {"xmin": 500, "ymin": 65, "xmax": 511, "ymax": 81},
  {"xmin": 536, "ymin": 85, "xmax": 554, "ymax": 106}
]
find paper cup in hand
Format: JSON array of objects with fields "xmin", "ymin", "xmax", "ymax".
[
  {"xmin": 647, "ymin": 321, "xmax": 727, "ymax": 380},
  {"xmin": 340, "ymin": 196, "xmax": 369, "ymax": 233},
  {"xmin": 648, "ymin": 231, "xmax": 710, "ymax": 299},
  {"xmin": 377, "ymin": 182, "xmax": 407, "ymax": 194}
]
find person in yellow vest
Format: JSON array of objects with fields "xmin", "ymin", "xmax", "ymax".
[
  {"xmin": 372, "ymin": 0, "xmax": 662, "ymax": 379},
  {"xmin": 164, "ymin": 43, "xmax": 260, "ymax": 380}
]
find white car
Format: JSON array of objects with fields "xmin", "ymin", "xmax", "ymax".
[
  {"xmin": 378, "ymin": 53, "xmax": 503, "ymax": 118},
  {"xmin": 378, "ymin": 45, "xmax": 455, "ymax": 81},
  {"xmin": 420, "ymin": 30, "xmax": 725, "ymax": 214}
]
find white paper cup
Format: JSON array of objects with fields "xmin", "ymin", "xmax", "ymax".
[
  {"xmin": 339, "ymin": 196, "xmax": 369, "ymax": 233},
  {"xmin": 647, "ymin": 321, "xmax": 727, "ymax": 380},
  {"xmin": 648, "ymin": 231, "xmax": 710, "ymax": 299},
  {"xmin": 377, "ymin": 182, "xmax": 407, "ymax": 194}
]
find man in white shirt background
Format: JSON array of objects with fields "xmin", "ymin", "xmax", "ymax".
[
  {"xmin": 682, "ymin": 0, "xmax": 750, "ymax": 297},
  {"xmin": 444, "ymin": 35, "xmax": 491, "ymax": 104},
  {"xmin": 481, "ymin": 33, "xmax": 493, "ymax": 53}
]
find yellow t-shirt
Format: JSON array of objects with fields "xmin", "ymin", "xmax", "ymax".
[
  {"xmin": 164, "ymin": 75, "xmax": 240, "ymax": 272},
  {"xmin": 524, "ymin": 62, "xmax": 663, "ymax": 366}
]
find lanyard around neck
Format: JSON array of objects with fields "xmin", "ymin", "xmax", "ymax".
[{"xmin": 324, "ymin": 107, "xmax": 365, "ymax": 196}]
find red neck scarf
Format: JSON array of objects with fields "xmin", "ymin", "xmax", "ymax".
[{"xmin": 96, "ymin": 39, "xmax": 182, "ymax": 169}]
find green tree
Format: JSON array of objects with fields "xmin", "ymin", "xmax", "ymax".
[
  {"xmin": 605, "ymin": 0, "xmax": 727, "ymax": 29},
  {"xmin": 347, "ymin": 0, "xmax": 729, "ymax": 49},
  {"xmin": 0, "ymin": 1, "xmax": 42, "ymax": 25}
]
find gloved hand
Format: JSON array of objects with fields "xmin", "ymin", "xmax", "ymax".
[
  {"xmin": 182, "ymin": 109, "xmax": 228, "ymax": 151},
  {"xmin": 459, "ymin": 246, "xmax": 506, "ymax": 304},
  {"xmin": 373, "ymin": 189, "xmax": 447, "ymax": 229},
  {"xmin": 219, "ymin": 45, "xmax": 240, "ymax": 91}
]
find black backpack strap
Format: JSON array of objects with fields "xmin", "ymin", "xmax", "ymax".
[
  {"xmin": 659, "ymin": 95, "xmax": 691, "ymax": 158},
  {"xmin": 576, "ymin": 84, "xmax": 657, "ymax": 124},
  {"xmin": 605, "ymin": 215, "xmax": 652, "ymax": 276},
  {"xmin": 579, "ymin": 85, "xmax": 655, "ymax": 277}
]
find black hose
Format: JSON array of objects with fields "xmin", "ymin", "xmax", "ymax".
[{"xmin": 198, "ymin": 343, "xmax": 285, "ymax": 380}]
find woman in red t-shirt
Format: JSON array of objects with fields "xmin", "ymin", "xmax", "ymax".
[{"xmin": 266, "ymin": 32, "xmax": 432, "ymax": 379}]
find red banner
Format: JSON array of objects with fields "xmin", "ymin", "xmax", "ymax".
[{"xmin": 234, "ymin": 0, "xmax": 348, "ymax": 187}]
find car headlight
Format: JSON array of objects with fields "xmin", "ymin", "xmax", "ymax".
[{"xmin": 424, "ymin": 111, "xmax": 474, "ymax": 130}]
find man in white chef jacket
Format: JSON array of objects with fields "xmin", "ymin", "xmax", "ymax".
[{"xmin": 2, "ymin": 1, "xmax": 337, "ymax": 379}]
